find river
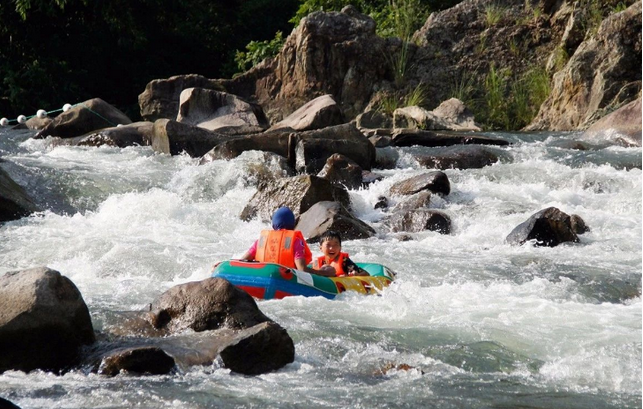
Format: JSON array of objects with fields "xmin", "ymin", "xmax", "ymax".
[{"xmin": 0, "ymin": 127, "xmax": 640, "ymax": 408}]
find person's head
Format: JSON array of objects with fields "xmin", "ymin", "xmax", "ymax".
[
  {"xmin": 271, "ymin": 206, "xmax": 296, "ymax": 230},
  {"xmin": 319, "ymin": 231, "xmax": 342, "ymax": 259}
]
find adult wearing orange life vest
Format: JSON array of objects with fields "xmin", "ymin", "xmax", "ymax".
[{"xmin": 240, "ymin": 207, "xmax": 336, "ymax": 277}]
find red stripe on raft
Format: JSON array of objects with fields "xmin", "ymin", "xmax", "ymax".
[
  {"xmin": 229, "ymin": 260, "xmax": 265, "ymax": 269},
  {"xmin": 237, "ymin": 286, "xmax": 266, "ymax": 299},
  {"xmin": 274, "ymin": 290, "xmax": 292, "ymax": 299}
]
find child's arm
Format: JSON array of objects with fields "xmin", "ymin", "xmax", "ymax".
[{"xmin": 344, "ymin": 257, "xmax": 370, "ymax": 276}]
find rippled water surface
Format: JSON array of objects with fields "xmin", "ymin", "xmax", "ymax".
[{"xmin": 0, "ymin": 128, "xmax": 640, "ymax": 408}]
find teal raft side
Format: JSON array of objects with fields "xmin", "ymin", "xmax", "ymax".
[{"xmin": 211, "ymin": 260, "xmax": 395, "ymax": 300}]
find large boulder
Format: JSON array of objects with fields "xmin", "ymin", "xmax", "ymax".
[
  {"xmin": 0, "ymin": 166, "xmax": 40, "ymax": 222},
  {"xmin": 62, "ymin": 121, "xmax": 155, "ymax": 148},
  {"xmin": 390, "ymin": 171, "xmax": 450, "ymax": 196},
  {"xmin": 200, "ymin": 131, "xmax": 294, "ymax": 163},
  {"xmin": 268, "ymin": 94, "xmax": 344, "ymax": 132},
  {"xmin": 294, "ymin": 123, "xmax": 376, "ymax": 173},
  {"xmin": 150, "ymin": 119, "xmax": 234, "ymax": 157},
  {"xmin": 148, "ymin": 277, "xmax": 272, "ymax": 333},
  {"xmin": 296, "ymin": 201, "xmax": 376, "ymax": 243},
  {"xmin": 97, "ymin": 346, "xmax": 176, "ymax": 376},
  {"xmin": 392, "ymin": 129, "xmax": 509, "ymax": 148},
  {"xmin": 414, "ymin": 145, "xmax": 500, "ymax": 170},
  {"xmin": 240, "ymin": 175, "xmax": 350, "ymax": 222},
  {"xmin": 139, "ymin": 74, "xmax": 223, "ymax": 122},
  {"xmin": 34, "ymin": 98, "xmax": 132, "ymax": 139},
  {"xmin": 0, "ymin": 267, "xmax": 95, "ymax": 373},
  {"xmin": 176, "ymin": 88, "xmax": 269, "ymax": 133},
  {"xmin": 393, "ymin": 98, "xmax": 481, "ymax": 131},
  {"xmin": 526, "ymin": 2, "xmax": 642, "ymax": 131},
  {"xmin": 506, "ymin": 207, "xmax": 580, "ymax": 247},
  {"xmin": 580, "ymin": 97, "xmax": 642, "ymax": 147}
]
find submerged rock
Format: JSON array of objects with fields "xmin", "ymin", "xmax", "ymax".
[{"xmin": 506, "ymin": 207, "xmax": 580, "ymax": 247}]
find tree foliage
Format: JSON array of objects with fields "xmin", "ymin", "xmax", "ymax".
[{"xmin": 0, "ymin": 0, "xmax": 298, "ymax": 119}]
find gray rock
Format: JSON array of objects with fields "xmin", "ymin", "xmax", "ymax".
[
  {"xmin": 294, "ymin": 123, "xmax": 375, "ymax": 174},
  {"xmin": 390, "ymin": 171, "xmax": 450, "ymax": 196},
  {"xmin": 177, "ymin": 88, "xmax": 269, "ymax": 132},
  {"xmin": 392, "ymin": 129, "xmax": 509, "ymax": 147},
  {"xmin": 268, "ymin": 94, "xmax": 344, "ymax": 132},
  {"xmin": 317, "ymin": 154, "xmax": 363, "ymax": 190},
  {"xmin": 506, "ymin": 207, "xmax": 580, "ymax": 247},
  {"xmin": 65, "ymin": 121, "xmax": 155, "ymax": 148},
  {"xmin": 151, "ymin": 119, "xmax": 234, "ymax": 157},
  {"xmin": 0, "ymin": 166, "xmax": 40, "ymax": 222},
  {"xmin": 138, "ymin": 74, "xmax": 224, "ymax": 122},
  {"xmin": 0, "ymin": 267, "xmax": 95, "ymax": 373},
  {"xmin": 97, "ymin": 346, "xmax": 175, "ymax": 376},
  {"xmin": 526, "ymin": 2, "xmax": 641, "ymax": 131},
  {"xmin": 34, "ymin": 98, "xmax": 132, "ymax": 139},
  {"xmin": 240, "ymin": 175, "xmax": 350, "ymax": 222},
  {"xmin": 148, "ymin": 277, "xmax": 272, "ymax": 333},
  {"xmin": 414, "ymin": 145, "xmax": 500, "ymax": 170},
  {"xmin": 387, "ymin": 209, "xmax": 451, "ymax": 234},
  {"xmin": 581, "ymin": 97, "xmax": 642, "ymax": 147},
  {"xmin": 296, "ymin": 201, "xmax": 376, "ymax": 243}
]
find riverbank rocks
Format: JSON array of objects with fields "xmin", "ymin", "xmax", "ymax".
[
  {"xmin": 506, "ymin": 207, "xmax": 581, "ymax": 247},
  {"xmin": 34, "ymin": 98, "xmax": 132, "ymax": 139},
  {"xmin": 268, "ymin": 94, "xmax": 344, "ymax": 132},
  {"xmin": 296, "ymin": 201, "xmax": 376, "ymax": 243},
  {"xmin": 0, "ymin": 166, "xmax": 40, "ymax": 222},
  {"xmin": 139, "ymin": 74, "xmax": 224, "ymax": 122},
  {"xmin": 393, "ymin": 99, "xmax": 481, "ymax": 132},
  {"xmin": 151, "ymin": 119, "xmax": 233, "ymax": 157},
  {"xmin": 526, "ymin": 2, "xmax": 642, "ymax": 131},
  {"xmin": 177, "ymin": 88, "xmax": 269, "ymax": 133},
  {"xmin": 581, "ymin": 97, "xmax": 642, "ymax": 147},
  {"xmin": 0, "ymin": 267, "xmax": 95, "ymax": 373},
  {"xmin": 240, "ymin": 175, "xmax": 351, "ymax": 222}
]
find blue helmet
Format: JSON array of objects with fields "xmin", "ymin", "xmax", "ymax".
[{"xmin": 272, "ymin": 206, "xmax": 296, "ymax": 230}]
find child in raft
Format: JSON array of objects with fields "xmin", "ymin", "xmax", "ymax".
[{"xmin": 312, "ymin": 231, "xmax": 370, "ymax": 277}]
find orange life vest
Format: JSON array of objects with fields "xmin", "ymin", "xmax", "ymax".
[
  {"xmin": 314, "ymin": 252, "xmax": 349, "ymax": 277},
  {"xmin": 255, "ymin": 229, "xmax": 312, "ymax": 268}
]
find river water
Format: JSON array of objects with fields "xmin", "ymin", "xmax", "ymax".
[{"xmin": 0, "ymin": 127, "xmax": 640, "ymax": 408}]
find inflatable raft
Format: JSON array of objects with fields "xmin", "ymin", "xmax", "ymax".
[{"xmin": 211, "ymin": 260, "xmax": 396, "ymax": 300}]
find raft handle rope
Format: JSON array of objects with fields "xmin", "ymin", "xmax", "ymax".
[{"xmin": 0, "ymin": 103, "xmax": 120, "ymax": 128}]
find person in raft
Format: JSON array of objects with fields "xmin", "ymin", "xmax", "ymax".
[
  {"xmin": 313, "ymin": 231, "xmax": 370, "ymax": 277},
  {"xmin": 240, "ymin": 206, "xmax": 336, "ymax": 277}
]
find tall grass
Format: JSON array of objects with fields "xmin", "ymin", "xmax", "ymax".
[
  {"xmin": 470, "ymin": 64, "xmax": 551, "ymax": 130},
  {"xmin": 484, "ymin": 3, "xmax": 506, "ymax": 27}
]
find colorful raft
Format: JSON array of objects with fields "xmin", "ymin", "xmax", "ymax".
[{"xmin": 211, "ymin": 260, "xmax": 396, "ymax": 300}]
